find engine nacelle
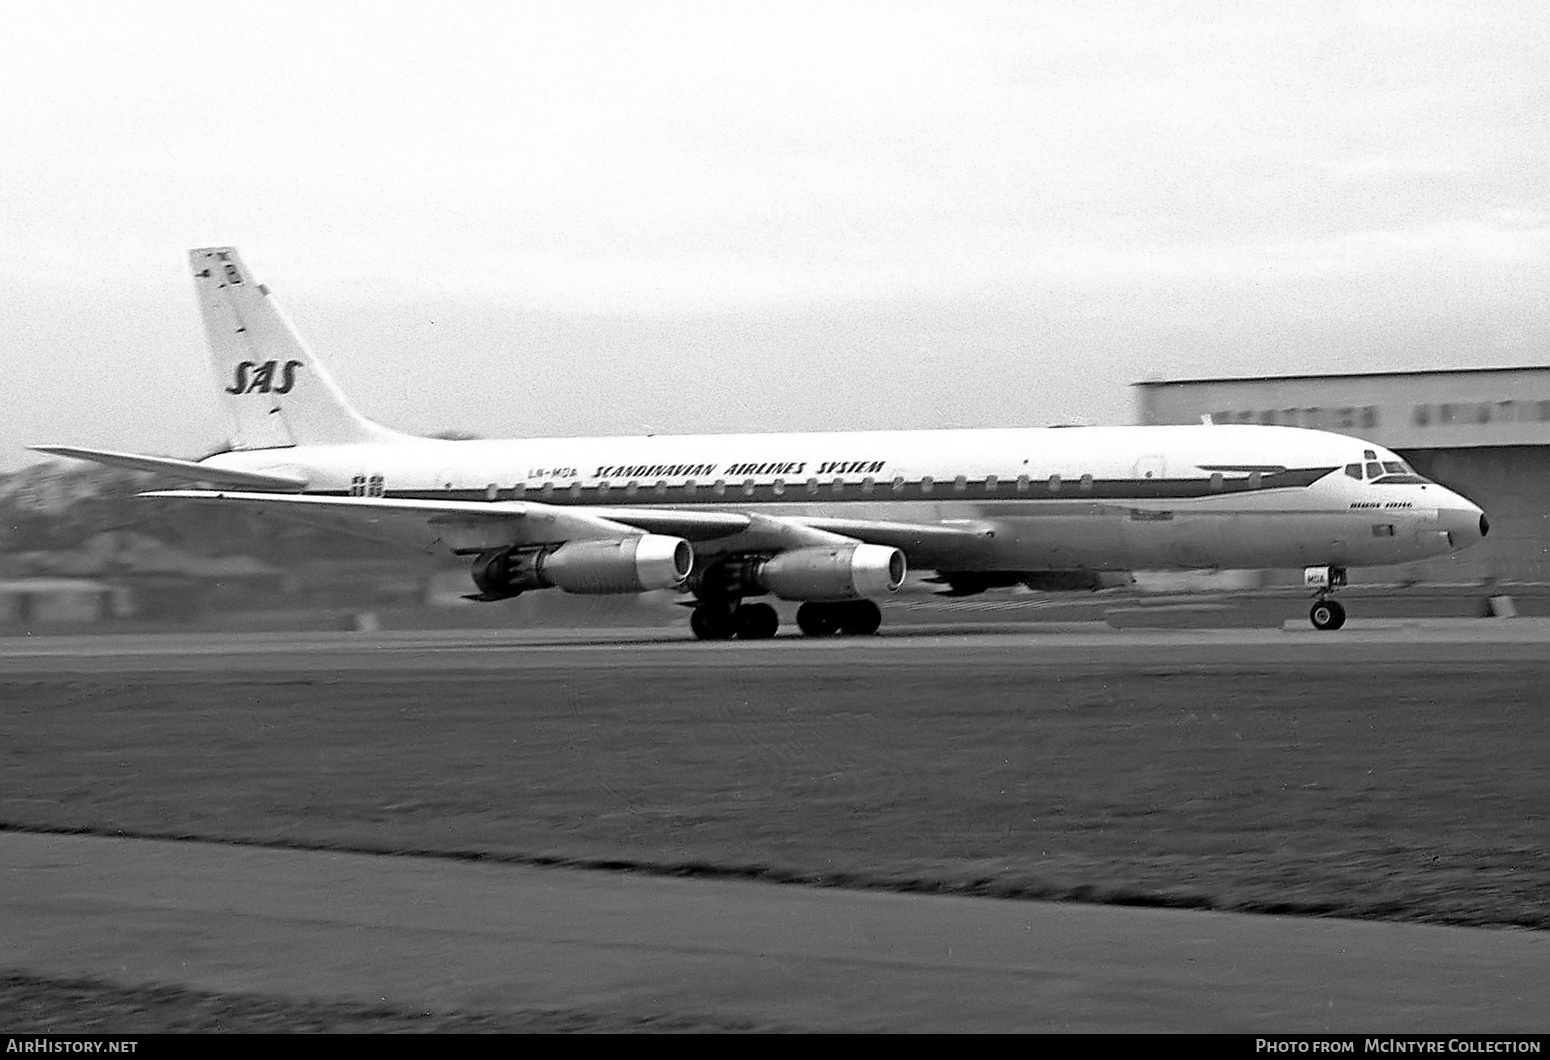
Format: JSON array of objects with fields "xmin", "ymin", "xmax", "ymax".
[
  {"xmin": 471, "ymin": 534, "xmax": 692, "ymax": 598},
  {"xmin": 753, "ymin": 544, "xmax": 906, "ymax": 601}
]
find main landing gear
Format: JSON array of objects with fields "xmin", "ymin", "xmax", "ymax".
[
  {"xmin": 1305, "ymin": 565, "xmax": 1349, "ymax": 631},
  {"xmin": 796, "ymin": 600, "xmax": 882, "ymax": 637},
  {"xmin": 687, "ymin": 599, "xmax": 884, "ymax": 640},
  {"xmin": 689, "ymin": 601, "xmax": 779, "ymax": 641}
]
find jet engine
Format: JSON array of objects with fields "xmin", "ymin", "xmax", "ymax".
[
  {"xmin": 752, "ymin": 544, "xmax": 906, "ymax": 601},
  {"xmin": 470, "ymin": 534, "xmax": 692, "ymax": 598}
]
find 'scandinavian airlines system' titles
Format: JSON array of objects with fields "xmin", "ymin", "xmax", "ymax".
[{"xmin": 35, "ymin": 248, "xmax": 1490, "ymax": 639}]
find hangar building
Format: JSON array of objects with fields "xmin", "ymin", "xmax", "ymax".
[{"xmin": 1133, "ymin": 367, "xmax": 1550, "ymax": 584}]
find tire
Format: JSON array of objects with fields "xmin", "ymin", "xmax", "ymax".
[
  {"xmin": 796, "ymin": 602, "xmax": 840, "ymax": 637},
  {"xmin": 1309, "ymin": 599, "xmax": 1347, "ymax": 631},
  {"xmin": 690, "ymin": 605, "xmax": 736, "ymax": 641},
  {"xmin": 734, "ymin": 602, "xmax": 780, "ymax": 640},
  {"xmin": 836, "ymin": 599, "xmax": 882, "ymax": 636}
]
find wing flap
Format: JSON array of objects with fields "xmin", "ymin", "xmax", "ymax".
[{"xmin": 32, "ymin": 446, "xmax": 309, "ymax": 491}]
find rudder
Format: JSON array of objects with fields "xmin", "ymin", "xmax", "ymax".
[{"xmin": 190, "ymin": 247, "xmax": 403, "ymax": 449}]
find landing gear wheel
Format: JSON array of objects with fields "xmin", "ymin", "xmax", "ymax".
[
  {"xmin": 1309, "ymin": 599, "xmax": 1346, "ymax": 631},
  {"xmin": 690, "ymin": 605, "xmax": 737, "ymax": 641},
  {"xmin": 796, "ymin": 602, "xmax": 840, "ymax": 637},
  {"xmin": 836, "ymin": 599, "xmax": 882, "ymax": 636},
  {"xmin": 734, "ymin": 602, "xmax": 780, "ymax": 640}
]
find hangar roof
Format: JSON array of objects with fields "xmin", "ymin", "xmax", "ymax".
[
  {"xmin": 1133, "ymin": 365, "xmax": 1550, "ymax": 388},
  {"xmin": 1133, "ymin": 366, "xmax": 1550, "ymax": 450}
]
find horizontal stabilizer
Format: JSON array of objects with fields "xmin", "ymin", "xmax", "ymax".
[{"xmin": 31, "ymin": 446, "xmax": 308, "ymax": 491}]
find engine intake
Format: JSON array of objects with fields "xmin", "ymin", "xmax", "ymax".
[
  {"xmin": 753, "ymin": 544, "xmax": 906, "ymax": 601},
  {"xmin": 471, "ymin": 534, "xmax": 692, "ymax": 598}
]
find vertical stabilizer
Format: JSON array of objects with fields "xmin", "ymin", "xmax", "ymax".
[{"xmin": 190, "ymin": 247, "xmax": 403, "ymax": 449}]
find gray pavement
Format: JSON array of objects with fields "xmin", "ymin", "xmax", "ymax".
[{"xmin": 3, "ymin": 831, "xmax": 1547, "ymax": 1033}]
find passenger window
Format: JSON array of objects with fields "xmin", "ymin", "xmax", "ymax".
[{"xmin": 1345, "ymin": 463, "xmax": 1362, "ymax": 479}]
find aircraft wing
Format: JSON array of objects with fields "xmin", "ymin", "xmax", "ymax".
[
  {"xmin": 32, "ymin": 446, "xmax": 308, "ymax": 492},
  {"xmin": 139, "ymin": 490, "xmax": 663, "ymax": 553},
  {"xmin": 583, "ymin": 509, "xmax": 998, "ymax": 567},
  {"xmin": 790, "ymin": 516, "xmax": 999, "ymax": 569},
  {"xmin": 137, "ymin": 490, "xmax": 1001, "ymax": 568}
]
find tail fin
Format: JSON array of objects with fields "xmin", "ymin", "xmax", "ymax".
[{"xmin": 190, "ymin": 247, "xmax": 405, "ymax": 449}]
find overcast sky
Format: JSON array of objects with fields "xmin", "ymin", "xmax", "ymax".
[{"xmin": 4, "ymin": 1, "xmax": 1547, "ymax": 468}]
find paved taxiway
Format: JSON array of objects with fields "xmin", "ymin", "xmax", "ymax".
[
  {"xmin": 4, "ymin": 830, "xmax": 1547, "ymax": 1033},
  {"xmin": 4, "ymin": 620, "xmax": 1547, "ymax": 1031}
]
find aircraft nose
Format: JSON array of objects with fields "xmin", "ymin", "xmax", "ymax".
[{"xmin": 1437, "ymin": 500, "xmax": 1489, "ymax": 549}]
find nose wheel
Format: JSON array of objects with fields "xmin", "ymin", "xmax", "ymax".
[
  {"xmin": 1304, "ymin": 565, "xmax": 1349, "ymax": 631},
  {"xmin": 1309, "ymin": 599, "xmax": 1346, "ymax": 631}
]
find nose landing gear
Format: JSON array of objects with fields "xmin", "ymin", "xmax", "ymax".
[
  {"xmin": 1309, "ymin": 598, "xmax": 1346, "ymax": 631},
  {"xmin": 1305, "ymin": 565, "xmax": 1348, "ymax": 630}
]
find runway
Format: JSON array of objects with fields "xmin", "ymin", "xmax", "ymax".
[
  {"xmin": 3, "ymin": 620, "xmax": 1547, "ymax": 1031},
  {"xmin": 5, "ymin": 616, "xmax": 1550, "ymax": 674}
]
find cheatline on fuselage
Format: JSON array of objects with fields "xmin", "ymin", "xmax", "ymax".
[{"xmin": 34, "ymin": 247, "xmax": 1490, "ymax": 639}]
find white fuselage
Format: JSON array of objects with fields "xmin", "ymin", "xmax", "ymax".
[{"xmin": 203, "ymin": 422, "xmax": 1487, "ymax": 573}]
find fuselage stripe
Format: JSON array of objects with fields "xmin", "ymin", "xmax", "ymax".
[{"xmin": 316, "ymin": 467, "xmax": 1336, "ymax": 505}]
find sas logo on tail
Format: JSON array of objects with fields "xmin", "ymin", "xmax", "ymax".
[{"xmin": 226, "ymin": 359, "xmax": 304, "ymax": 395}]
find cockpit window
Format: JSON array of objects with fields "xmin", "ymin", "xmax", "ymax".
[{"xmin": 1350, "ymin": 455, "xmax": 1427, "ymax": 484}]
